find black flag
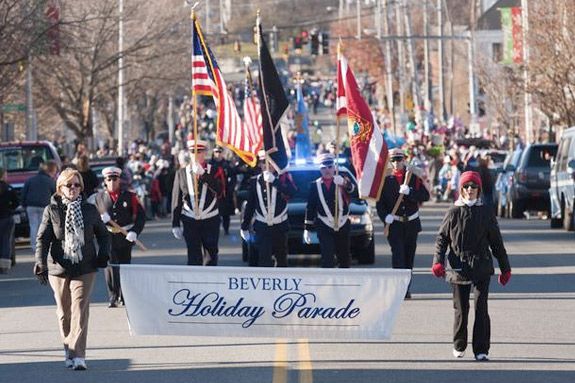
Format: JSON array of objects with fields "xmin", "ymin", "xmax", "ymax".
[{"xmin": 257, "ymin": 17, "xmax": 289, "ymax": 173}]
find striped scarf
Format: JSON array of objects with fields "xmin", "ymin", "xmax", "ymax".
[{"xmin": 61, "ymin": 195, "xmax": 85, "ymax": 264}]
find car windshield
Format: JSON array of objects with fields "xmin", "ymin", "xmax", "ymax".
[
  {"xmin": 527, "ymin": 146, "xmax": 557, "ymax": 167},
  {"xmin": 0, "ymin": 145, "xmax": 54, "ymax": 172},
  {"xmin": 290, "ymin": 168, "xmax": 360, "ymax": 202}
]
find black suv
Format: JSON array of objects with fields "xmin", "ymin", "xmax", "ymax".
[
  {"xmin": 507, "ymin": 144, "xmax": 558, "ymax": 218},
  {"xmin": 240, "ymin": 164, "xmax": 375, "ymax": 265}
]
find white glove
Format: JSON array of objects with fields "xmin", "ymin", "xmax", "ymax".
[
  {"xmin": 172, "ymin": 227, "xmax": 183, "ymax": 240},
  {"xmin": 263, "ymin": 171, "xmax": 275, "ymax": 183},
  {"xmin": 399, "ymin": 184, "xmax": 411, "ymax": 195},
  {"xmin": 191, "ymin": 163, "xmax": 205, "ymax": 176},
  {"xmin": 240, "ymin": 229, "xmax": 250, "ymax": 242},
  {"xmin": 385, "ymin": 214, "xmax": 394, "ymax": 225},
  {"xmin": 333, "ymin": 175, "xmax": 345, "ymax": 186},
  {"xmin": 234, "ymin": 208, "xmax": 241, "ymax": 215},
  {"xmin": 100, "ymin": 212, "xmax": 111, "ymax": 224},
  {"xmin": 303, "ymin": 230, "xmax": 312, "ymax": 244},
  {"xmin": 126, "ymin": 231, "xmax": 137, "ymax": 242}
]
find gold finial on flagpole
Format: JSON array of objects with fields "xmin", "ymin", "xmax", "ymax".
[{"xmin": 186, "ymin": 1, "xmax": 199, "ymax": 19}]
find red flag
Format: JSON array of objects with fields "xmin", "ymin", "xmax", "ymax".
[{"xmin": 337, "ymin": 52, "xmax": 388, "ymax": 200}]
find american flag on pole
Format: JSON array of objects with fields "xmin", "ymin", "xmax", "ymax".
[
  {"xmin": 336, "ymin": 48, "xmax": 388, "ymax": 200},
  {"xmin": 192, "ymin": 17, "xmax": 261, "ymax": 166}
]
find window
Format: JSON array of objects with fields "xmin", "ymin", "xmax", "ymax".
[
  {"xmin": 0, "ymin": 145, "xmax": 54, "ymax": 172},
  {"xmin": 492, "ymin": 43, "xmax": 503, "ymax": 63}
]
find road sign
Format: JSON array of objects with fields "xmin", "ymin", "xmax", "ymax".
[{"xmin": 1, "ymin": 103, "xmax": 26, "ymax": 112}]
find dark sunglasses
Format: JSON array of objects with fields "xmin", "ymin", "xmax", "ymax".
[
  {"xmin": 462, "ymin": 183, "xmax": 479, "ymax": 190},
  {"xmin": 390, "ymin": 157, "xmax": 404, "ymax": 162},
  {"xmin": 65, "ymin": 183, "xmax": 82, "ymax": 189},
  {"xmin": 106, "ymin": 176, "xmax": 119, "ymax": 181}
]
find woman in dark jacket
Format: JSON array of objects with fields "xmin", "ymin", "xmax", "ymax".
[
  {"xmin": 0, "ymin": 167, "xmax": 19, "ymax": 273},
  {"xmin": 431, "ymin": 171, "xmax": 512, "ymax": 362},
  {"xmin": 33, "ymin": 168, "xmax": 110, "ymax": 370}
]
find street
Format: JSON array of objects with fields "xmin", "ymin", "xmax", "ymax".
[{"xmin": 1, "ymin": 201, "xmax": 574, "ymax": 383}]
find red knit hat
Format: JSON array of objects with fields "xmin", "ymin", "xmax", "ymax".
[{"xmin": 459, "ymin": 171, "xmax": 482, "ymax": 191}]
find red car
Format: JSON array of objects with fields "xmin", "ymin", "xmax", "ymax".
[{"xmin": 0, "ymin": 141, "xmax": 62, "ymax": 237}]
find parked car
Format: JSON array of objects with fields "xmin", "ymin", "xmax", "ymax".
[
  {"xmin": 0, "ymin": 141, "xmax": 61, "ymax": 237},
  {"xmin": 549, "ymin": 127, "xmax": 575, "ymax": 230},
  {"xmin": 507, "ymin": 143, "xmax": 558, "ymax": 218},
  {"xmin": 240, "ymin": 164, "xmax": 375, "ymax": 265},
  {"xmin": 495, "ymin": 148, "xmax": 523, "ymax": 218}
]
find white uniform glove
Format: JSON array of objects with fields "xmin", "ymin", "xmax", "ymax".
[
  {"xmin": 333, "ymin": 175, "xmax": 345, "ymax": 186},
  {"xmin": 240, "ymin": 229, "xmax": 251, "ymax": 242},
  {"xmin": 126, "ymin": 231, "xmax": 137, "ymax": 242},
  {"xmin": 191, "ymin": 163, "xmax": 205, "ymax": 176},
  {"xmin": 385, "ymin": 214, "xmax": 394, "ymax": 225},
  {"xmin": 263, "ymin": 171, "xmax": 275, "ymax": 183},
  {"xmin": 399, "ymin": 184, "xmax": 411, "ymax": 195},
  {"xmin": 303, "ymin": 229, "xmax": 312, "ymax": 245},
  {"xmin": 172, "ymin": 227, "xmax": 183, "ymax": 240},
  {"xmin": 100, "ymin": 212, "xmax": 111, "ymax": 224}
]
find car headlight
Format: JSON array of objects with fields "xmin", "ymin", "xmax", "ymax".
[{"xmin": 349, "ymin": 212, "xmax": 370, "ymax": 225}]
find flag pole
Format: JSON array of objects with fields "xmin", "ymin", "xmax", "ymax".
[
  {"xmin": 190, "ymin": 6, "xmax": 200, "ymax": 215},
  {"xmin": 333, "ymin": 41, "xmax": 343, "ymax": 232},
  {"xmin": 256, "ymin": 10, "xmax": 273, "ymax": 225}
]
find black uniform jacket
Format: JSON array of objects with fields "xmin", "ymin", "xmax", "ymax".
[
  {"xmin": 95, "ymin": 190, "xmax": 146, "ymax": 235},
  {"xmin": 35, "ymin": 195, "xmax": 111, "ymax": 277},
  {"xmin": 304, "ymin": 177, "xmax": 355, "ymax": 231},
  {"xmin": 241, "ymin": 173, "xmax": 296, "ymax": 231},
  {"xmin": 172, "ymin": 164, "xmax": 223, "ymax": 226},
  {"xmin": 376, "ymin": 170, "xmax": 430, "ymax": 232},
  {"xmin": 433, "ymin": 199, "xmax": 511, "ymax": 284}
]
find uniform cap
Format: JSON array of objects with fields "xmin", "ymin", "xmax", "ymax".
[
  {"xmin": 318, "ymin": 153, "xmax": 335, "ymax": 168},
  {"xmin": 187, "ymin": 139, "xmax": 208, "ymax": 152},
  {"xmin": 102, "ymin": 166, "xmax": 122, "ymax": 177},
  {"xmin": 389, "ymin": 148, "xmax": 405, "ymax": 158}
]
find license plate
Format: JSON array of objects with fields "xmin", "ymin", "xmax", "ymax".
[{"xmin": 13, "ymin": 214, "xmax": 21, "ymax": 224}]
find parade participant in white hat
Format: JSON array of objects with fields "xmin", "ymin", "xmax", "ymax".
[
  {"xmin": 171, "ymin": 139, "xmax": 225, "ymax": 265},
  {"xmin": 241, "ymin": 150, "xmax": 296, "ymax": 267},
  {"xmin": 376, "ymin": 147, "xmax": 430, "ymax": 299},
  {"xmin": 304, "ymin": 153, "xmax": 355, "ymax": 268},
  {"xmin": 95, "ymin": 166, "xmax": 146, "ymax": 308}
]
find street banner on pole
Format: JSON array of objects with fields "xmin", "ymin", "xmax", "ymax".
[
  {"xmin": 500, "ymin": 7, "xmax": 523, "ymax": 65},
  {"xmin": 121, "ymin": 265, "xmax": 410, "ymax": 340}
]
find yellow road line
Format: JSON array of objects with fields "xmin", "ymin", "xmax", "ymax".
[
  {"xmin": 298, "ymin": 338, "xmax": 313, "ymax": 383},
  {"xmin": 273, "ymin": 339, "xmax": 288, "ymax": 383}
]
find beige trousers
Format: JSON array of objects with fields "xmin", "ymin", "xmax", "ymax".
[{"xmin": 48, "ymin": 272, "xmax": 96, "ymax": 359}]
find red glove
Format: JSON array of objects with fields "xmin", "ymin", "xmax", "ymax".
[
  {"xmin": 498, "ymin": 270, "xmax": 511, "ymax": 286},
  {"xmin": 431, "ymin": 263, "xmax": 446, "ymax": 278}
]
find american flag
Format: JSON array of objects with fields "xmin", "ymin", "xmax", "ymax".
[{"xmin": 192, "ymin": 18, "xmax": 261, "ymax": 167}]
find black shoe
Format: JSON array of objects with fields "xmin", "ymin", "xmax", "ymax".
[
  {"xmin": 404, "ymin": 292, "xmax": 412, "ymax": 300},
  {"xmin": 108, "ymin": 300, "xmax": 117, "ymax": 308}
]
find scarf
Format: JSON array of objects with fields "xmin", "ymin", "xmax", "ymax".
[
  {"xmin": 393, "ymin": 168, "xmax": 405, "ymax": 185},
  {"xmin": 459, "ymin": 197, "xmax": 478, "ymax": 207},
  {"xmin": 61, "ymin": 195, "xmax": 85, "ymax": 264}
]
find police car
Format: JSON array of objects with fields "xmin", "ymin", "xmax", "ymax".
[{"xmin": 240, "ymin": 160, "xmax": 375, "ymax": 265}]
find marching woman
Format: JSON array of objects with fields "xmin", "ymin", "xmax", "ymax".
[
  {"xmin": 431, "ymin": 171, "xmax": 512, "ymax": 361},
  {"xmin": 34, "ymin": 168, "xmax": 111, "ymax": 370}
]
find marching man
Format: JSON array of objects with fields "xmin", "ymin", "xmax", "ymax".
[
  {"xmin": 172, "ymin": 139, "xmax": 224, "ymax": 266},
  {"xmin": 241, "ymin": 151, "xmax": 296, "ymax": 267},
  {"xmin": 304, "ymin": 153, "xmax": 355, "ymax": 268},
  {"xmin": 95, "ymin": 166, "xmax": 146, "ymax": 308},
  {"xmin": 376, "ymin": 148, "xmax": 430, "ymax": 298}
]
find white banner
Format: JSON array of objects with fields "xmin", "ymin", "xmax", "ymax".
[{"xmin": 120, "ymin": 265, "xmax": 411, "ymax": 340}]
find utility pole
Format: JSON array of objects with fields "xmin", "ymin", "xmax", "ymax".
[
  {"xmin": 25, "ymin": 56, "xmax": 37, "ymax": 141},
  {"xmin": 205, "ymin": 0, "xmax": 210, "ymax": 34},
  {"xmin": 118, "ymin": 0, "xmax": 125, "ymax": 156},
  {"xmin": 521, "ymin": 0, "xmax": 532, "ymax": 144},
  {"xmin": 437, "ymin": 0, "xmax": 446, "ymax": 123},
  {"xmin": 468, "ymin": 0, "xmax": 478, "ymax": 134},
  {"xmin": 395, "ymin": 1, "xmax": 406, "ymax": 121},
  {"xmin": 423, "ymin": 0, "xmax": 431, "ymax": 106},
  {"xmin": 356, "ymin": 0, "xmax": 361, "ymax": 40},
  {"xmin": 375, "ymin": 0, "xmax": 382, "ymax": 39},
  {"xmin": 168, "ymin": 94, "xmax": 174, "ymax": 145},
  {"xmin": 382, "ymin": 0, "xmax": 396, "ymax": 135},
  {"xmin": 404, "ymin": 2, "xmax": 422, "ymax": 121},
  {"xmin": 339, "ymin": 0, "xmax": 344, "ymax": 19},
  {"xmin": 219, "ymin": 0, "xmax": 225, "ymax": 34}
]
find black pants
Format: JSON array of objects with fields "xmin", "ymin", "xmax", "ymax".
[
  {"xmin": 221, "ymin": 214, "xmax": 230, "ymax": 234},
  {"xmin": 253, "ymin": 221, "xmax": 288, "ymax": 267},
  {"xmin": 452, "ymin": 279, "xmax": 491, "ymax": 356},
  {"xmin": 182, "ymin": 215, "xmax": 220, "ymax": 266},
  {"xmin": 387, "ymin": 220, "xmax": 419, "ymax": 291},
  {"xmin": 317, "ymin": 221, "xmax": 351, "ymax": 268},
  {"xmin": 105, "ymin": 233, "xmax": 133, "ymax": 303}
]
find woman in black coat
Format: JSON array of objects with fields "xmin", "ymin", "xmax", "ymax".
[
  {"xmin": 431, "ymin": 171, "xmax": 511, "ymax": 362},
  {"xmin": 33, "ymin": 168, "xmax": 110, "ymax": 370}
]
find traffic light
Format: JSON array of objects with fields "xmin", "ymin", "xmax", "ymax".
[
  {"xmin": 320, "ymin": 32, "xmax": 330, "ymax": 55},
  {"xmin": 310, "ymin": 32, "xmax": 319, "ymax": 56}
]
